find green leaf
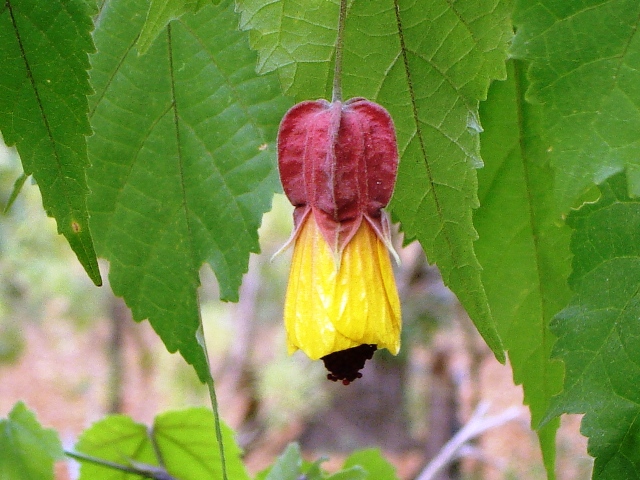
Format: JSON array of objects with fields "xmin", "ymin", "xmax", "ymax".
[
  {"xmin": 544, "ymin": 173, "xmax": 640, "ymax": 479},
  {"xmin": 511, "ymin": 0, "xmax": 640, "ymax": 213},
  {"xmin": 475, "ymin": 60, "xmax": 570, "ymax": 478},
  {"xmin": 137, "ymin": 0, "xmax": 211, "ymax": 54},
  {"xmin": 325, "ymin": 467, "xmax": 367, "ymax": 480},
  {"xmin": 0, "ymin": 402, "xmax": 64, "ymax": 480},
  {"xmin": 263, "ymin": 443, "xmax": 304, "ymax": 480},
  {"xmin": 75, "ymin": 407, "xmax": 249, "ymax": 480},
  {"xmin": 341, "ymin": 448, "xmax": 398, "ymax": 480},
  {"xmin": 237, "ymin": 0, "xmax": 513, "ymax": 361},
  {"xmin": 235, "ymin": 0, "xmax": 339, "ymax": 98},
  {"xmin": 0, "ymin": 0, "xmax": 101, "ymax": 285},
  {"xmin": 87, "ymin": 0, "xmax": 291, "ymax": 381}
]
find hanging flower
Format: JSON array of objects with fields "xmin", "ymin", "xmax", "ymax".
[{"xmin": 277, "ymin": 97, "xmax": 401, "ymax": 384}]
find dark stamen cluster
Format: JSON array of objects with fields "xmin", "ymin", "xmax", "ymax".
[{"xmin": 321, "ymin": 344, "xmax": 377, "ymax": 385}]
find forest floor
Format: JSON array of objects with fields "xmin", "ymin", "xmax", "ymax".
[{"xmin": 0, "ymin": 306, "xmax": 592, "ymax": 480}]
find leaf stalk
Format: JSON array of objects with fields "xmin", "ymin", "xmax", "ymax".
[{"xmin": 332, "ymin": 0, "xmax": 348, "ymax": 102}]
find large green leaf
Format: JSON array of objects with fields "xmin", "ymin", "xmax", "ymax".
[
  {"xmin": 0, "ymin": 402, "xmax": 64, "ymax": 480},
  {"xmin": 136, "ymin": 0, "xmax": 211, "ymax": 54},
  {"xmin": 0, "ymin": 0, "xmax": 101, "ymax": 285},
  {"xmin": 475, "ymin": 60, "xmax": 570, "ymax": 479},
  {"xmin": 235, "ymin": 0, "xmax": 339, "ymax": 98},
  {"xmin": 511, "ymin": 0, "xmax": 640, "ymax": 213},
  {"xmin": 87, "ymin": 0, "xmax": 290, "ymax": 381},
  {"xmin": 236, "ymin": 0, "xmax": 513, "ymax": 360},
  {"xmin": 75, "ymin": 407, "xmax": 249, "ymax": 480},
  {"xmin": 545, "ymin": 173, "xmax": 640, "ymax": 479}
]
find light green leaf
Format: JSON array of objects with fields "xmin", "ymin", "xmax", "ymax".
[
  {"xmin": 325, "ymin": 467, "xmax": 367, "ymax": 480},
  {"xmin": 341, "ymin": 448, "xmax": 398, "ymax": 480},
  {"xmin": 88, "ymin": 0, "xmax": 291, "ymax": 381},
  {"xmin": 137, "ymin": 0, "xmax": 211, "ymax": 54},
  {"xmin": 0, "ymin": 0, "xmax": 101, "ymax": 285},
  {"xmin": 0, "ymin": 402, "xmax": 64, "ymax": 480},
  {"xmin": 237, "ymin": 0, "xmax": 513, "ymax": 360},
  {"xmin": 475, "ymin": 60, "xmax": 571, "ymax": 479},
  {"xmin": 544, "ymin": 173, "xmax": 640, "ymax": 479},
  {"xmin": 511, "ymin": 0, "xmax": 640, "ymax": 213},
  {"xmin": 75, "ymin": 407, "xmax": 249, "ymax": 480},
  {"xmin": 263, "ymin": 443, "xmax": 303, "ymax": 480},
  {"xmin": 235, "ymin": 0, "xmax": 339, "ymax": 98}
]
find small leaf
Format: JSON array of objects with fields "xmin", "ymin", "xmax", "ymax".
[
  {"xmin": 511, "ymin": 0, "xmax": 640, "ymax": 212},
  {"xmin": 545, "ymin": 173, "xmax": 640, "ymax": 479},
  {"xmin": 0, "ymin": 0, "xmax": 101, "ymax": 285},
  {"xmin": 264, "ymin": 443, "xmax": 303, "ymax": 480},
  {"xmin": 325, "ymin": 467, "xmax": 367, "ymax": 480},
  {"xmin": 0, "ymin": 402, "xmax": 64, "ymax": 480},
  {"xmin": 75, "ymin": 407, "xmax": 249, "ymax": 480},
  {"xmin": 88, "ymin": 0, "xmax": 291, "ymax": 381},
  {"xmin": 341, "ymin": 448, "xmax": 398, "ymax": 480}
]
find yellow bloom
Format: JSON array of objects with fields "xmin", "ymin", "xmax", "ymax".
[{"xmin": 284, "ymin": 214, "xmax": 401, "ymax": 361}]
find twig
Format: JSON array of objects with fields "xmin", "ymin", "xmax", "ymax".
[
  {"xmin": 65, "ymin": 450, "xmax": 178, "ymax": 480},
  {"xmin": 415, "ymin": 402, "xmax": 523, "ymax": 480}
]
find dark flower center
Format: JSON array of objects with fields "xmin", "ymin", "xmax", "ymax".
[{"xmin": 321, "ymin": 344, "xmax": 377, "ymax": 385}]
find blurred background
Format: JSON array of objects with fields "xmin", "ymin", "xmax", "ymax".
[{"xmin": 0, "ymin": 138, "xmax": 592, "ymax": 479}]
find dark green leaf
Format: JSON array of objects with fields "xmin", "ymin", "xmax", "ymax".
[
  {"xmin": 475, "ymin": 60, "xmax": 570, "ymax": 478},
  {"xmin": 0, "ymin": 0, "xmax": 101, "ymax": 285},
  {"xmin": 237, "ymin": 0, "xmax": 513, "ymax": 361},
  {"xmin": 511, "ymin": 0, "xmax": 640, "ymax": 213},
  {"xmin": 545, "ymin": 173, "xmax": 640, "ymax": 479},
  {"xmin": 87, "ymin": 0, "xmax": 291, "ymax": 381},
  {"xmin": 75, "ymin": 407, "xmax": 249, "ymax": 480},
  {"xmin": 0, "ymin": 402, "xmax": 64, "ymax": 480}
]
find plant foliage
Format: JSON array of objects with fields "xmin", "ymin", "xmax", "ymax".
[{"xmin": 1, "ymin": 0, "xmax": 640, "ymax": 478}]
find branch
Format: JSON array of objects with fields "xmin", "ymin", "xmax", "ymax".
[
  {"xmin": 65, "ymin": 450, "xmax": 178, "ymax": 480},
  {"xmin": 415, "ymin": 402, "xmax": 523, "ymax": 480}
]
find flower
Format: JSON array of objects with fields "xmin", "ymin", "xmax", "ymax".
[{"xmin": 277, "ymin": 98, "xmax": 401, "ymax": 384}]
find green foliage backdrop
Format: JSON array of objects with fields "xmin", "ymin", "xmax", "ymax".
[{"xmin": 1, "ymin": 0, "xmax": 640, "ymax": 478}]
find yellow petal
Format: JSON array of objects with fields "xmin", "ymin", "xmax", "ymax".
[{"xmin": 284, "ymin": 214, "xmax": 401, "ymax": 360}]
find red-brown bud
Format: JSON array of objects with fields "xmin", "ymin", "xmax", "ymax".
[{"xmin": 277, "ymin": 98, "xmax": 399, "ymax": 256}]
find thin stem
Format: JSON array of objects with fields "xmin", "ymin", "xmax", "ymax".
[
  {"xmin": 64, "ymin": 450, "xmax": 178, "ymax": 479},
  {"xmin": 197, "ymin": 325, "xmax": 228, "ymax": 480},
  {"xmin": 332, "ymin": 0, "xmax": 348, "ymax": 102}
]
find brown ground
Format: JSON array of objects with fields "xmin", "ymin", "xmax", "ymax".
[{"xmin": 0, "ymin": 306, "xmax": 591, "ymax": 480}]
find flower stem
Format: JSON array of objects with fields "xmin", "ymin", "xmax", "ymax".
[{"xmin": 332, "ymin": 0, "xmax": 348, "ymax": 102}]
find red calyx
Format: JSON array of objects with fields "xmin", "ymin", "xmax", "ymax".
[{"xmin": 277, "ymin": 98, "xmax": 399, "ymax": 256}]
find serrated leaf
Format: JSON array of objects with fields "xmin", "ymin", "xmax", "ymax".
[
  {"xmin": 235, "ymin": 0, "xmax": 339, "ymax": 98},
  {"xmin": 87, "ymin": 0, "xmax": 291, "ymax": 381},
  {"xmin": 544, "ymin": 173, "xmax": 640, "ymax": 479},
  {"xmin": 237, "ymin": 0, "xmax": 513, "ymax": 360},
  {"xmin": 511, "ymin": 0, "xmax": 640, "ymax": 213},
  {"xmin": 75, "ymin": 407, "xmax": 249, "ymax": 480},
  {"xmin": 0, "ymin": 402, "xmax": 64, "ymax": 480},
  {"xmin": 474, "ymin": 60, "xmax": 571, "ymax": 479},
  {"xmin": 137, "ymin": 0, "xmax": 210, "ymax": 54},
  {"xmin": 0, "ymin": 0, "xmax": 101, "ymax": 285},
  {"xmin": 341, "ymin": 448, "xmax": 398, "ymax": 480}
]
